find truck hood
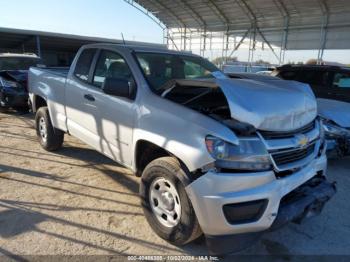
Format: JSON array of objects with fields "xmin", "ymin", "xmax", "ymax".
[
  {"xmin": 216, "ymin": 78, "xmax": 317, "ymax": 131},
  {"xmin": 317, "ymin": 98, "xmax": 350, "ymax": 128}
]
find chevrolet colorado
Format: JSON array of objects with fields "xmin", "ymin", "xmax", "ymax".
[{"xmin": 28, "ymin": 44, "xmax": 336, "ymax": 255}]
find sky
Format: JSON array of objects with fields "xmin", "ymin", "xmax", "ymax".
[
  {"xmin": 0, "ymin": 0, "xmax": 164, "ymax": 43},
  {"xmin": 0, "ymin": 0, "xmax": 349, "ymax": 64}
]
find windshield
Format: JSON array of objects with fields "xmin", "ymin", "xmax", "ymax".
[
  {"xmin": 0, "ymin": 57, "xmax": 42, "ymax": 71},
  {"xmin": 135, "ymin": 52, "xmax": 221, "ymax": 92}
]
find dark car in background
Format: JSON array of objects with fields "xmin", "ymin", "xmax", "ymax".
[
  {"xmin": 272, "ymin": 65, "xmax": 350, "ymax": 156},
  {"xmin": 0, "ymin": 53, "xmax": 44, "ymax": 112},
  {"xmin": 227, "ymin": 68, "xmax": 350, "ymax": 157},
  {"xmin": 272, "ymin": 64, "xmax": 350, "ymax": 103}
]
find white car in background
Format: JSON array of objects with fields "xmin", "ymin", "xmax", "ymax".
[
  {"xmin": 318, "ymin": 98, "xmax": 350, "ymax": 157},
  {"xmin": 256, "ymin": 70, "xmax": 273, "ymax": 76}
]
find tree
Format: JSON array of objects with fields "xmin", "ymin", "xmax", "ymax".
[
  {"xmin": 255, "ymin": 59, "xmax": 270, "ymax": 65},
  {"xmin": 306, "ymin": 59, "xmax": 317, "ymax": 65},
  {"xmin": 212, "ymin": 56, "xmax": 238, "ymax": 66}
]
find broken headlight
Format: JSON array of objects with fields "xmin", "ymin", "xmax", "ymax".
[
  {"xmin": 205, "ymin": 136, "xmax": 271, "ymax": 171},
  {"xmin": 322, "ymin": 121, "xmax": 350, "ymax": 138}
]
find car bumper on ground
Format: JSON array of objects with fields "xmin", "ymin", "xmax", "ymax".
[
  {"xmin": 186, "ymin": 154, "xmax": 336, "ymax": 255},
  {"xmin": 0, "ymin": 91, "xmax": 28, "ymax": 108}
]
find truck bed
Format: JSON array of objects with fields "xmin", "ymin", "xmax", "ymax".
[
  {"xmin": 34, "ymin": 67, "xmax": 70, "ymax": 77},
  {"xmin": 28, "ymin": 66, "xmax": 69, "ymax": 132}
]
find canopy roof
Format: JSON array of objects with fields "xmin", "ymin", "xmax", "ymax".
[
  {"xmin": 0, "ymin": 27, "xmax": 165, "ymax": 53},
  {"xmin": 134, "ymin": 0, "xmax": 350, "ymax": 50}
]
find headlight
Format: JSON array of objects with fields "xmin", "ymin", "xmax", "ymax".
[
  {"xmin": 205, "ymin": 136, "xmax": 271, "ymax": 171},
  {"xmin": 322, "ymin": 121, "xmax": 350, "ymax": 138}
]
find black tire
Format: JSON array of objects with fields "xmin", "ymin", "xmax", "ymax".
[
  {"xmin": 140, "ymin": 157, "xmax": 202, "ymax": 245},
  {"xmin": 35, "ymin": 107, "xmax": 64, "ymax": 151}
]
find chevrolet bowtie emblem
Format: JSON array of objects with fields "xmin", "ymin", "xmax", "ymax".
[{"xmin": 296, "ymin": 134, "xmax": 309, "ymax": 147}]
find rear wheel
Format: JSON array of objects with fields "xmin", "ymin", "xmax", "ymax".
[
  {"xmin": 140, "ymin": 157, "xmax": 202, "ymax": 245},
  {"xmin": 35, "ymin": 107, "xmax": 64, "ymax": 151}
]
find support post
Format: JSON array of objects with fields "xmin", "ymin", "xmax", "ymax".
[
  {"xmin": 221, "ymin": 32, "xmax": 226, "ymax": 68},
  {"xmin": 257, "ymin": 27, "xmax": 280, "ymax": 63},
  {"xmin": 225, "ymin": 28, "xmax": 229, "ymax": 64},
  {"xmin": 203, "ymin": 28, "xmax": 207, "ymax": 57},
  {"xmin": 36, "ymin": 35, "xmax": 42, "ymax": 57},
  {"xmin": 184, "ymin": 28, "xmax": 187, "ymax": 51},
  {"xmin": 317, "ymin": 0, "xmax": 330, "ymax": 64},
  {"xmin": 247, "ymin": 28, "xmax": 253, "ymax": 71},
  {"xmin": 279, "ymin": 16, "xmax": 289, "ymax": 65},
  {"xmin": 251, "ymin": 24, "xmax": 257, "ymax": 66},
  {"xmin": 189, "ymin": 30, "xmax": 192, "ymax": 52},
  {"xmin": 227, "ymin": 28, "xmax": 251, "ymax": 58},
  {"xmin": 199, "ymin": 30, "xmax": 203, "ymax": 56}
]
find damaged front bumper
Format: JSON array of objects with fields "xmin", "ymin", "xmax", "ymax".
[
  {"xmin": 269, "ymin": 176, "xmax": 336, "ymax": 231},
  {"xmin": 0, "ymin": 89, "xmax": 29, "ymax": 108},
  {"xmin": 185, "ymin": 154, "xmax": 336, "ymax": 255}
]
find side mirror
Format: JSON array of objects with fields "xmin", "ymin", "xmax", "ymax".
[{"xmin": 102, "ymin": 77, "xmax": 135, "ymax": 99}]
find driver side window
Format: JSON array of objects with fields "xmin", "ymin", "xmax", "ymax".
[{"xmin": 93, "ymin": 50, "xmax": 133, "ymax": 88}]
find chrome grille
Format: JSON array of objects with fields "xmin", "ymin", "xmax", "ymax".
[
  {"xmin": 271, "ymin": 143, "xmax": 316, "ymax": 167},
  {"xmin": 260, "ymin": 121, "xmax": 315, "ymax": 139},
  {"xmin": 258, "ymin": 120, "xmax": 321, "ymax": 173}
]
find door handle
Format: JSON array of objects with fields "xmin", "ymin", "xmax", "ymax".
[{"xmin": 84, "ymin": 94, "xmax": 95, "ymax": 102}]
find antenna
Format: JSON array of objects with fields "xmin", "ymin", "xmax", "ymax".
[{"xmin": 121, "ymin": 33, "xmax": 126, "ymax": 45}]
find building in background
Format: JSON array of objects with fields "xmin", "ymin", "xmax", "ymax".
[{"xmin": 0, "ymin": 27, "xmax": 164, "ymax": 66}]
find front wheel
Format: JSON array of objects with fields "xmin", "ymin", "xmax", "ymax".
[
  {"xmin": 140, "ymin": 157, "xmax": 202, "ymax": 245},
  {"xmin": 35, "ymin": 107, "xmax": 64, "ymax": 151}
]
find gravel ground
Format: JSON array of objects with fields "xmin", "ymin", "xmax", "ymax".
[{"xmin": 0, "ymin": 110, "xmax": 349, "ymax": 260}]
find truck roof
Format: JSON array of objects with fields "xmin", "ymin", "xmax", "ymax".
[
  {"xmin": 278, "ymin": 64, "xmax": 350, "ymax": 71},
  {"xmin": 82, "ymin": 43, "xmax": 201, "ymax": 58}
]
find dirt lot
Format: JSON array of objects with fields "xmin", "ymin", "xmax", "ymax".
[{"xmin": 0, "ymin": 110, "xmax": 349, "ymax": 260}]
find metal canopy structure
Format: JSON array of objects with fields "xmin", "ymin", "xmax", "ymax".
[
  {"xmin": 0, "ymin": 27, "xmax": 165, "ymax": 66},
  {"xmin": 126, "ymin": 0, "xmax": 350, "ymax": 63}
]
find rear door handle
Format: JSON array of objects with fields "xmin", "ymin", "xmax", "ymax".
[{"xmin": 84, "ymin": 94, "xmax": 95, "ymax": 102}]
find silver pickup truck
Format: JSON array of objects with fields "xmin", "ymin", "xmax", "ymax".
[{"xmin": 28, "ymin": 43, "xmax": 336, "ymax": 255}]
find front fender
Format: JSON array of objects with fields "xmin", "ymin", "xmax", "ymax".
[{"xmin": 132, "ymin": 95, "xmax": 238, "ymax": 172}]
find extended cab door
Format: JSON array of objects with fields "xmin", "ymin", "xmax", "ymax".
[
  {"xmin": 66, "ymin": 48, "xmax": 137, "ymax": 167},
  {"xmin": 329, "ymin": 71, "xmax": 350, "ymax": 102},
  {"xmin": 65, "ymin": 48, "xmax": 103, "ymax": 148},
  {"xmin": 88, "ymin": 49, "xmax": 137, "ymax": 166}
]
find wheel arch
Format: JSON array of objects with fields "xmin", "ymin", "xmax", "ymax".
[
  {"xmin": 134, "ymin": 139, "xmax": 193, "ymax": 186},
  {"xmin": 32, "ymin": 95, "xmax": 47, "ymax": 112}
]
